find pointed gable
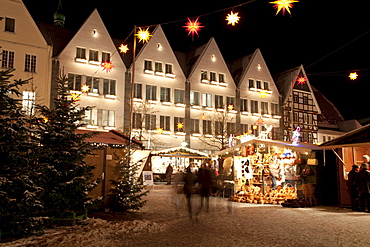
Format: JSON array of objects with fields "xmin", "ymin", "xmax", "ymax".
[
  {"xmin": 188, "ymin": 37, "xmax": 236, "ymax": 92},
  {"xmin": 133, "ymin": 25, "xmax": 186, "ymax": 82},
  {"xmin": 274, "ymin": 65, "xmax": 321, "ymax": 114}
]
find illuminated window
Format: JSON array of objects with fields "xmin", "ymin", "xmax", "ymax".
[
  {"xmin": 86, "ymin": 76, "xmax": 99, "ymax": 94},
  {"xmin": 190, "ymin": 91, "xmax": 200, "ymax": 106},
  {"xmin": 261, "ymin": 102, "xmax": 269, "ymax": 114},
  {"xmin": 202, "ymin": 93, "xmax": 212, "ymax": 108},
  {"xmin": 22, "ymin": 91, "xmax": 35, "ymax": 115},
  {"xmin": 84, "ymin": 108, "xmax": 98, "ymax": 125}
]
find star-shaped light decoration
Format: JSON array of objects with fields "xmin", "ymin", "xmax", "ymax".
[
  {"xmin": 157, "ymin": 128, "xmax": 164, "ymax": 134},
  {"xmin": 135, "ymin": 27, "xmax": 152, "ymax": 43},
  {"xmin": 256, "ymin": 117, "xmax": 264, "ymax": 125},
  {"xmin": 226, "ymin": 11, "xmax": 240, "ymax": 26},
  {"xmin": 269, "ymin": 0, "xmax": 299, "ymax": 16},
  {"xmin": 70, "ymin": 93, "xmax": 81, "ymax": 102},
  {"xmin": 42, "ymin": 116, "xmax": 48, "ymax": 123},
  {"xmin": 296, "ymin": 75, "xmax": 307, "ymax": 85},
  {"xmin": 227, "ymin": 104, "xmax": 235, "ymax": 111},
  {"xmin": 101, "ymin": 60, "xmax": 114, "ymax": 73},
  {"xmin": 349, "ymin": 72, "xmax": 358, "ymax": 80},
  {"xmin": 177, "ymin": 122, "xmax": 184, "ymax": 129},
  {"xmin": 81, "ymin": 84, "xmax": 90, "ymax": 93},
  {"xmin": 259, "ymin": 90, "xmax": 268, "ymax": 98},
  {"xmin": 183, "ymin": 17, "xmax": 204, "ymax": 39},
  {"xmin": 118, "ymin": 44, "xmax": 129, "ymax": 54},
  {"xmin": 201, "ymin": 114, "xmax": 206, "ymax": 120}
]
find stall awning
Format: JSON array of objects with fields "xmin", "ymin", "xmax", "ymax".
[
  {"xmin": 211, "ymin": 139, "xmax": 322, "ymax": 157},
  {"xmin": 151, "ymin": 146, "xmax": 210, "ymax": 158},
  {"xmin": 319, "ymin": 123, "xmax": 370, "ymax": 149},
  {"xmin": 75, "ymin": 129, "xmax": 143, "ymax": 147}
]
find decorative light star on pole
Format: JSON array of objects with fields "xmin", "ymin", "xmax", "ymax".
[
  {"xmin": 183, "ymin": 17, "xmax": 204, "ymax": 39},
  {"xmin": 135, "ymin": 27, "xmax": 152, "ymax": 43},
  {"xmin": 226, "ymin": 11, "xmax": 240, "ymax": 26},
  {"xmin": 270, "ymin": 0, "xmax": 299, "ymax": 15},
  {"xmin": 81, "ymin": 84, "xmax": 90, "ymax": 93},
  {"xmin": 349, "ymin": 72, "xmax": 358, "ymax": 80},
  {"xmin": 101, "ymin": 60, "xmax": 114, "ymax": 72}
]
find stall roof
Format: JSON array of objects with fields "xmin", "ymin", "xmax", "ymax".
[
  {"xmin": 151, "ymin": 146, "xmax": 210, "ymax": 158},
  {"xmin": 212, "ymin": 139, "xmax": 322, "ymax": 157},
  {"xmin": 75, "ymin": 129, "xmax": 143, "ymax": 147},
  {"xmin": 319, "ymin": 123, "xmax": 370, "ymax": 148}
]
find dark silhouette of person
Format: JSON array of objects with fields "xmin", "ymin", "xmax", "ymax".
[
  {"xmin": 355, "ymin": 162, "xmax": 370, "ymax": 212},
  {"xmin": 165, "ymin": 164, "xmax": 173, "ymax": 185},
  {"xmin": 183, "ymin": 166, "xmax": 197, "ymax": 219},
  {"xmin": 196, "ymin": 162, "xmax": 213, "ymax": 214},
  {"xmin": 347, "ymin": 164, "xmax": 360, "ymax": 211}
]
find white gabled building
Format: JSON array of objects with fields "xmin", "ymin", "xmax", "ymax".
[
  {"xmin": 183, "ymin": 38, "xmax": 237, "ymax": 151},
  {"xmin": 229, "ymin": 48, "xmax": 281, "ymax": 140},
  {"xmin": 38, "ymin": 9, "xmax": 126, "ymax": 132},
  {"xmin": 1, "ymin": 0, "xmax": 52, "ymax": 111},
  {"xmin": 125, "ymin": 25, "xmax": 188, "ymax": 150}
]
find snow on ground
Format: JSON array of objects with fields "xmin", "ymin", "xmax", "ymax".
[{"xmin": 2, "ymin": 185, "xmax": 370, "ymax": 247}]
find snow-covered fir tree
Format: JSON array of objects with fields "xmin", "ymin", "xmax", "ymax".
[
  {"xmin": 0, "ymin": 69, "xmax": 44, "ymax": 237},
  {"xmin": 36, "ymin": 74, "xmax": 99, "ymax": 216},
  {"xmin": 109, "ymin": 149, "xmax": 148, "ymax": 212}
]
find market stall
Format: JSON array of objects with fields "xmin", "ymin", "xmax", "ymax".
[{"xmin": 212, "ymin": 139, "xmax": 321, "ymax": 205}]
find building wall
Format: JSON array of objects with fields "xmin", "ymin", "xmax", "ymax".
[{"xmin": 1, "ymin": 0, "xmax": 52, "ymax": 108}]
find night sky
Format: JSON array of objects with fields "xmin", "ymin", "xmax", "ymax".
[{"xmin": 22, "ymin": 0, "xmax": 370, "ymax": 121}]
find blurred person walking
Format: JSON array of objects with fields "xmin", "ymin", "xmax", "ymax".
[
  {"xmin": 183, "ymin": 166, "xmax": 197, "ymax": 219},
  {"xmin": 355, "ymin": 162, "xmax": 370, "ymax": 212},
  {"xmin": 196, "ymin": 162, "xmax": 213, "ymax": 215}
]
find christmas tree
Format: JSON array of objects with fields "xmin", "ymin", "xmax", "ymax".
[
  {"xmin": 109, "ymin": 149, "xmax": 149, "ymax": 212},
  {"xmin": 36, "ymin": 74, "xmax": 99, "ymax": 217},
  {"xmin": 0, "ymin": 69, "xmax": 44, "ymax": 237}
]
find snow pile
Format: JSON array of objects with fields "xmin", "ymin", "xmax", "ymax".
[{"xmin": 0, "ymin": 218, "xmax": 164, "ymax": 247}]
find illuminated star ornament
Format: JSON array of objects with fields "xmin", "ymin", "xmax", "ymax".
[
  {"xmin": 101, "ymin": 60, "xmax": 114, "ymax": 72},
  {"xmin": 259, "ymin": 90, "xmax": 268, "ymax": 98},
  {"xmin": 349, "ymin": 72, "xmax": 358, "ymax": 80},
  {"xmin": 270, "ymin": 0, "xmax": 299, "ymax": 16},
  {"xmin": 136, "ymin": 27, "xmax": 152, "ymax": 43},
  {"xmin": 81, "ymin": 84, "xmax": 90, "ymax": 93},
  {"xmin": 183, "ymin": 17, "xmax": 204, "ymax": 39},
  {"xmin": 226, "ymin": 11, "xmax": 240, "ymax": 26},
  {"xmin": 157, "ymin": 128, "xmax": 164, "ymax": 134},
  {"xmin": 70, "ymin": 93, "xmax": 81, "ymax": 102},
  {"xmin": 227, "ymin": 105, "xmax": 235, "ymax": 111},
  {"xmin": 177, "ymin": 122, "xmax": 184, "ymax": 129},
  {"xmin": 256, "ymin": 117, "xmax": 264, "ymax": 125},
  {"xmin": 296, "ymin": 76, "xmax": 307, "ymax": 85},
  {"xmin": 118, "ymin": 44, "xmax": 129, "ymax": 54}
]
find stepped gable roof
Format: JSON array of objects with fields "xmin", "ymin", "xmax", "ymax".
[
  {"xmin": 312, "ymin": 85, "xmax": 345, "ymax": 128},
  {"xmin": 36, "ymin": 21, "xmax": 76, "ymax": 57}
]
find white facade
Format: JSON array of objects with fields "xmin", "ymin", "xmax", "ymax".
[
  {"xmin": 0, "ymin": 0, "xmax": 52, "ymax": 110},
  {"xmin": 237, "ymin": 49, "xmax": 281, "ymax": 138},
  {"xmin": 55, "ymin": 9, "xmax": 126, "ymax": 131}
]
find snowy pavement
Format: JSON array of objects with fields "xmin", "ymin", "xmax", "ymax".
[{"xmin": 2, "ymin": 184, "xmax": 370, "ymax": 247}]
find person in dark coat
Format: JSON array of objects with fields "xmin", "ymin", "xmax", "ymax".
[
  {"xmin": 196, "ymin": 162, "xmax": 213, "ymax": 214},
  {"xmin": 347, "ymin": 165, "xmax": 360, "ymax": 211},
  {"xmin": 355, "ymin": 162, "xmax": 370, "ymax": 212},
  {"xmin": 183, "ymin": 167, "xmax": 197, "ymax": 219},
  {"xmin": 165, "ymin": 164, "xmax": 173, "ymax": 185}
]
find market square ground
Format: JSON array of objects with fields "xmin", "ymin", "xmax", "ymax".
[{"xmin": 1, "ymin": 185, "xmax": 370, "ymax": 247}]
